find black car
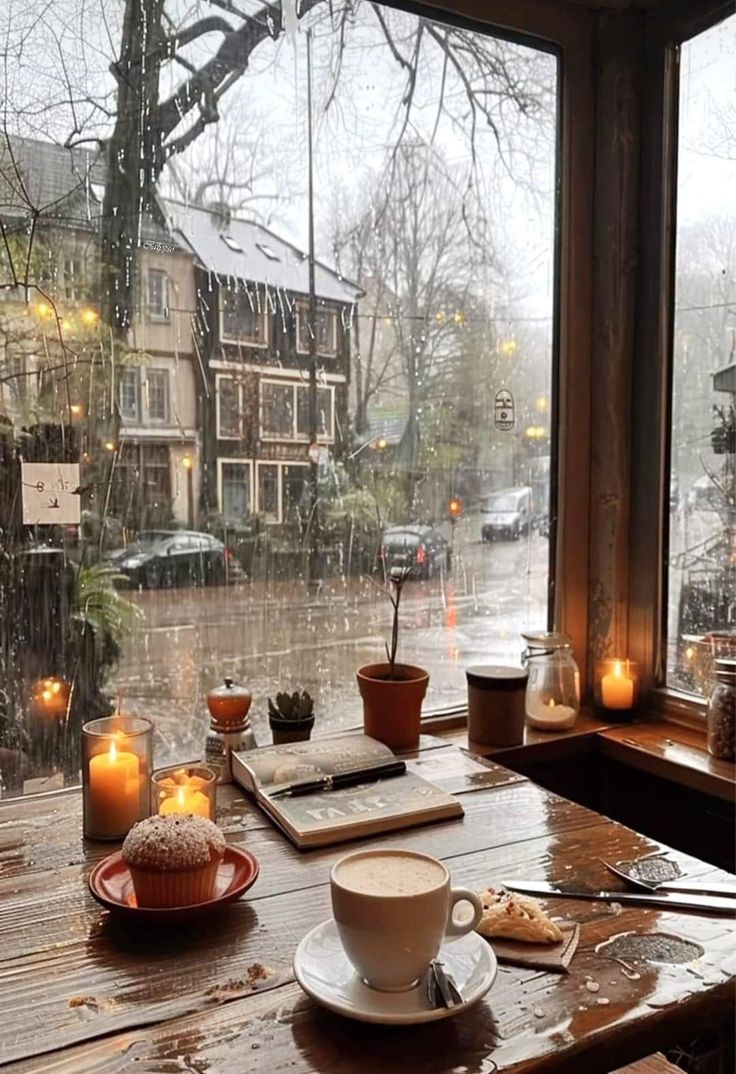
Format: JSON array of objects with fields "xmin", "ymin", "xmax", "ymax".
[
  {"xmin": 108, "ymin": 530, "xmax": 237, "ymax": 589},
  {"xmin": 378, "ymin": 525, "xmax": 451, "ymax": 580}
]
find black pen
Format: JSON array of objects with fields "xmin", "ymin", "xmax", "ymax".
[{"xmin": 268, "ymin": 760, "xmax": 407, "ymax": 798}]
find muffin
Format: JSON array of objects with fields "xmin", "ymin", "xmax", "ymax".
[{"xmin": 122, "ymin": 814, "xmax": 226, "ymax": 908}]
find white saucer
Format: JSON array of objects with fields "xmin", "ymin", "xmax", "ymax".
[{"xmin": 293, "ymin": 919, "xmax": 497, "ymax": 1025}]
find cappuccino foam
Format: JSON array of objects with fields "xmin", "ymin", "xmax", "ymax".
[{"xmin": 336, "ymin": 852, "xmax": 446, "ymax": 896}]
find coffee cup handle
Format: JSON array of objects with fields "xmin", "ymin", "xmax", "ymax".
[{"xmin": 445, "ymin": 887, "xmax": 484, "ymax": 938}]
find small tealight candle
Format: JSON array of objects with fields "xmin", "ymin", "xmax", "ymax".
[
  {"xmin": 152, "ymin": 766, "xmax": 216, "ymax": 821},
  {"xmin": 601, "ymin": 660, "xmax": 635, "ymax": 710}
]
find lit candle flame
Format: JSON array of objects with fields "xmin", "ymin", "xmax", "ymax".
[
  {"xmin": 177, "ymin": 787, "xmax": 186, "ymax": 806},
  {"xmin": 109, "ymin": 741, "xmax": 117, "ymax": 764},
  {"xmin": 614, "ymin": 660, "xmax": 623, "ymax": 678}
]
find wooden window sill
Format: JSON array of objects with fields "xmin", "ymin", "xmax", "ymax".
[{"xmin": 436, "ymin": 708, "xmax": 735, "ymax": 802}]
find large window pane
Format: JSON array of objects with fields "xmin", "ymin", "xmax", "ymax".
[
  {"xmin": 667, "ymin": 15, "xmax": 736, "ymax": 695},
  {"xmin": 0, "ymin": 1, "xmax": 557, "ymax": 792}
]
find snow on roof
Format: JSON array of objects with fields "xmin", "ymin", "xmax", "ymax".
[{"xmin": 162, "ymin": 199, "xmax": 362, "ymax": 306}]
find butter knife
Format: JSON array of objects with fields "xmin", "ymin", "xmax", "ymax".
[{"xmin": 503, "ymin": 880, "xmax": 736, "ymax": 915}]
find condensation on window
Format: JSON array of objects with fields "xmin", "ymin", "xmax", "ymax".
[{"xmin": 0, "ymin": 1, "xmax": 558, "ymax": 795}]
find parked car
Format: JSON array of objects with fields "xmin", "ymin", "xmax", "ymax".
[
  {"xmin": 107, "ymin": 530, "xmax": 240, "ymax": 589},
  {"xmin": 481, "ymin": 487, "xmax": 532, "ymax": 541},
  {"xmin": 378, "ymin": 525, "xmax": 451, "ymax": 580}
]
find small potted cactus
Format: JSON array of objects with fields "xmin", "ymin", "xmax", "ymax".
[{"xmin": 268, "ymin": 689, "xmax": 316, "ymax": 745}]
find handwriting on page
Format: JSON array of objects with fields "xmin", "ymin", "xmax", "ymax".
[{"xmin": 21, "ymin": 463, "xmax": 81, "ymax": 525}]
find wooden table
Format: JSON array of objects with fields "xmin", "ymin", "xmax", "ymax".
[{"xmin": 1, "ymin": 735, "xmax": 734, "ymax": 1073}]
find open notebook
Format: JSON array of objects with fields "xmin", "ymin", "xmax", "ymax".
[{"xmin": 231, "ymin": 734, "xmax": 463, "ymax": 849}]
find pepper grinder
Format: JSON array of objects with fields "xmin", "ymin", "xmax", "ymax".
[{"xmin": 205, "ymin": 678, "xmax": 256, "ymax": 783}]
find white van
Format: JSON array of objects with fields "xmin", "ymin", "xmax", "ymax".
[{"xmin": 481, "ymin": 487, "xmax": 532, "ymax": 541}]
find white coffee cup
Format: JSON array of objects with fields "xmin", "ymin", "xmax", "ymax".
[{"xmin": 330, "ymin": 848, "xmax": 483, "ymax": 992}]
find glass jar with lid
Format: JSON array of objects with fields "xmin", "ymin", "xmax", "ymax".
[
  {"xmin": 707, "ymin": 658, "xmax": 735, "ymax": 760},
  {"xmin": 521, "ymin": 631, "xmax": 580, "ymax": 731}
]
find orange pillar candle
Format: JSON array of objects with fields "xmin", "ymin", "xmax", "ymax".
[
  {"xmin": 601, "ymin": 661, "xmax": 634, "ymax": 709},
  {"xmin": 88, "ymin": 740, "xmax": 141, "ymax": 838}
]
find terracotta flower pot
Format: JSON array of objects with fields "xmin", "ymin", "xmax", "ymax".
[
  {"xmin": 269, "ymin": 714, "xmax": 315, "ymax": 745},
  {"xmin": 356, "ymin": 663, "xmax": 430, "ymax": 752}
]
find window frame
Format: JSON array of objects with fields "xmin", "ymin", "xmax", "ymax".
[
  {"xmin": 628, "ymin": 0, "xmax": 735, "ymax": 724},
  {"xmin": 219, "ymin": 287, "xmax": 269, "ymax": 348},
  {"xmin": 145, "ymin": 368, "xmax": 170, "ymax": 424},
  {"xmin": 217, "ymin": 457, "xmax": 254, "ymax": 520},
  {"xmin": 296, "ymin": 301, "xmax": 338, "ymax": 357},
  {"xmin": 118, "ymin": 367, "xmax": 141, "ymax": 422},
  {"xmin": 146, "ymin": 268, "xmax": 170, "ymax": 321},
  {"xmin": 215, "ymin": 373, "xmax": 243, "ymax": 441},
  {"xmin": 256, "ymin": 459, "xmax": 310, "ymax": 524},
  {"xmin": 259, "ymin": 377, "xmax": 335, "ymax": 443}
]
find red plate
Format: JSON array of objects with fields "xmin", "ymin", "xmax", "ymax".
[{"xmin": 88, "ymin": 845, "xmax": 259, "ymax": 924}]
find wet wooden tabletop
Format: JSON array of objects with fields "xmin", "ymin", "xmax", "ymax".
[{"xmin": 0, "ymin": 735, "xmax": 734, "ymax": 1074}]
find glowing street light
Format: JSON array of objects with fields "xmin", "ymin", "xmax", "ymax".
[
  {"xmin": 536, "ymin": 395, "xmax": 549, "ymax": 412},
  {"xmin": 499, "ymin": 339, "xmax": 518, "ymax": 357},
  {"xmin": 80, "ymin": 307, "xmax": 99, "ymax": 326}
]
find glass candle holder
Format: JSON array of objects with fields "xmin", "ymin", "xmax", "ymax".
[
  {"xmin": 82, "ymin": 716, "xmax": 153, "ymax": 840},
  {"xmin": 151, "ymin": 765, "xmax": 217, "ymax": 821},
  {"xmin": 595, "ymin": 659, "xmax": 639, "ymax": 713},
  {"xmin": 521, "ymin": 631, "xmax": 580, "ymax": 731}
]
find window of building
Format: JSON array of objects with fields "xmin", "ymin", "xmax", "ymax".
[
  {"xmin": 256, "ymin": 461, "xmax": 310, "ymax": 523},
  {"xmin": 216, "ymin": 376, "xmax": 242, "ymax": 439},
  {"xmin": 146, "ymin": 269, "xmax": 170, "ymax": 319},
  {"xmin": 142, "ymin": 443, "xmax": 171, "ymax": 503},
  {"xmin": 257, "ymin": 463, "xmax": 279, "ymax": 521},
  {"xmin": 221, "ymin": 290, "xmax": 267, "ymax": 345},
  {"xmin": 666, "ymin": 14, "xmax": 736, "ymax": 697},
  {"xmin": 63, "ymin": 257, "xmax": 79, "ymax": 301},
  {"xmin": 146, "ymin": 369, "xmax": 169, "ymax": 422},
  {"xmin": 119, "ymin": 367, "xmax": 140, "ymax": 421},
  {"xmin": 296, "ymin": 385, "xmax": 334, "ymax": 440},
  {"xmin": 260, "ymin": 380, "xmax": 295, "ymax": 439},
  {"xmin": 297, "ymin": 303, "xmax": 338, "ymax": 356},
  {"xmin": 261, "ymin": 380, "xmax": 334, "ymax": 441},
  {"xmin": 219, "ymin": 459, "xmax": 252, "ymax": 520}
]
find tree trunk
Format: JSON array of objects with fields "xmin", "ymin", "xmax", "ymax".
[{"xmin": 101, "ymin": 0, "xmax": 165, "ymax": 332}]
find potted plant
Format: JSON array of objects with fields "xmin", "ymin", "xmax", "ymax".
[
  {"xmin": 356, "ymin": 567, "xmax": 429, "ymax": 752},
  {"xmin": 268, "ymin": 690, "xmax": 316, "ymax": 745}
]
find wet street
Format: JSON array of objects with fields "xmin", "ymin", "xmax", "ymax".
[{"xmin": 112, "ymin": 518, "xmax": 549, "ymax": 766}]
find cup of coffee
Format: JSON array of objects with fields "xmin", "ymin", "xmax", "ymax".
[{"xmin": 330, "ymin": 848, "xmax": 483, "ymax": 992}]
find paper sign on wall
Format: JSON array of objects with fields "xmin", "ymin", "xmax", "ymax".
[{"xmin": 21, "ymin": 462, "xmax": 81, "ymax": 525}]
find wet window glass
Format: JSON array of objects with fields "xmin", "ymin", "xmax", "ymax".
[
  {"xmin": 667, "ymin": 14, "xmax": 736, "ymax": 697},
  {"xmin": 0, "ymin": 1, "xmax": 558, "ymax": 794}
]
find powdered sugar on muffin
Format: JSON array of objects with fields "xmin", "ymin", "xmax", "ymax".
[{"xmin": 123, "ymin": 814, "xmax": 225, "ymax": 872}]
